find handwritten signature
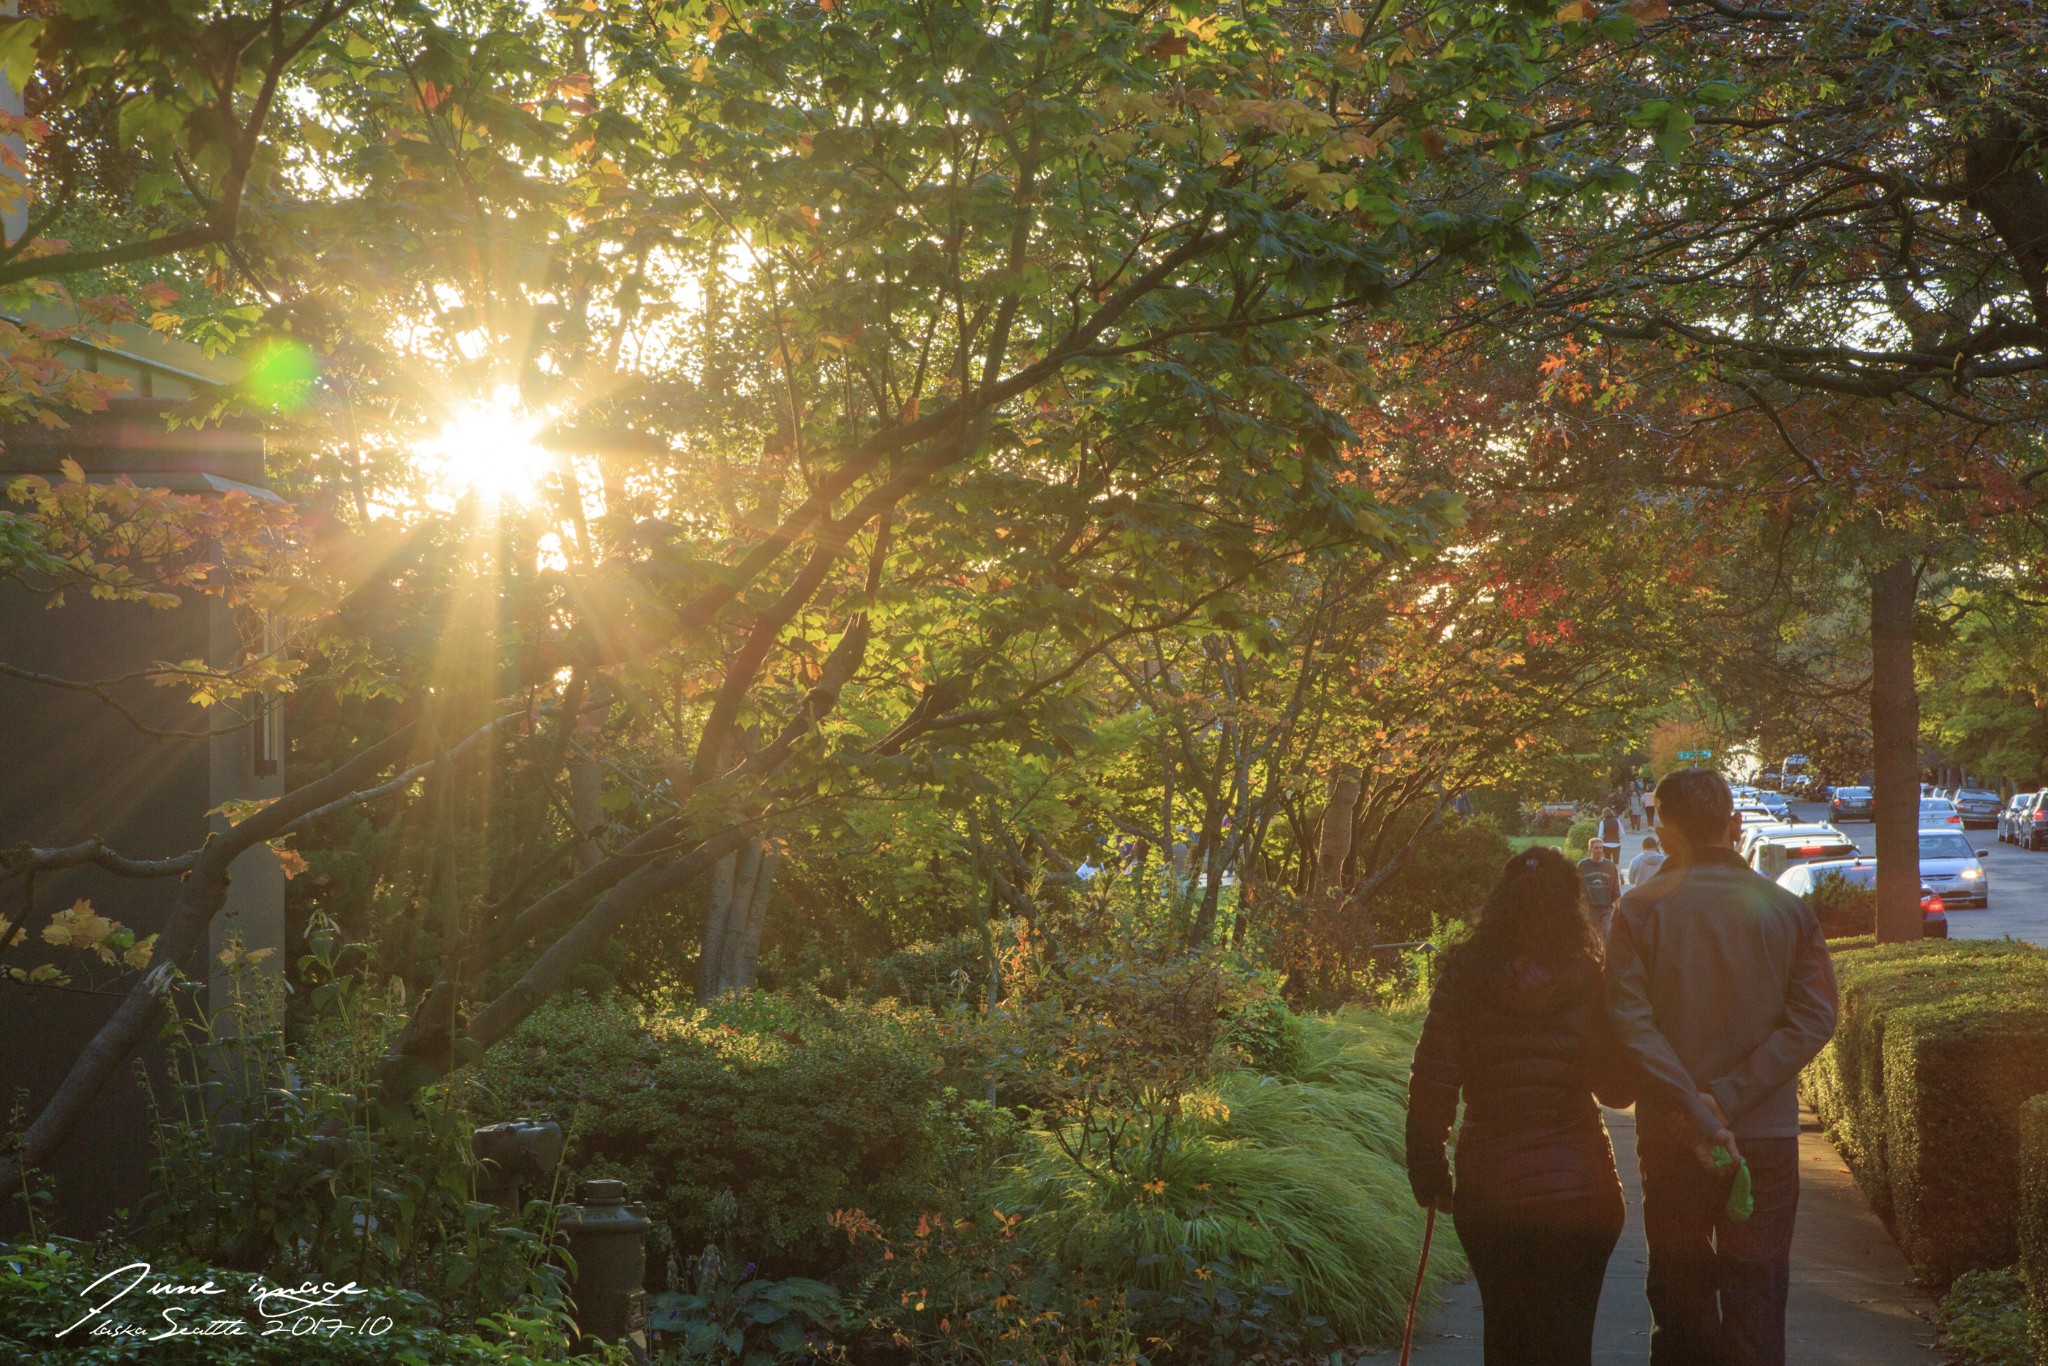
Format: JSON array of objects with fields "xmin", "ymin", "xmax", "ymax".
[{"xmin": 57, "ymin": 1261, "xmax": 392, "ymax": 1342}]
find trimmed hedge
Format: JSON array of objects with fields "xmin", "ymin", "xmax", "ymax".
[
  {"xmin": 1803, "ymin": 940, "xmax": 2048, "ymax": 1286},
  {"xmin": 2021, "ymin": 1095, "xmax": 2048, "ymax": 1361}
]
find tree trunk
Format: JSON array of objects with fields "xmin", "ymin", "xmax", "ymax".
[
  {"xmin": 1312, "ymin": 764, "xmax": 1362, "ymax": 901},
  {"xmin": 1870, "ymin": 556, "xmax": 1924, "ymax": 944},
  {"xmin": 1192, "ymin": 834, "xmax": 1226, "ymax": 944},
  {"xmin": 696, "ymin": 844, "xmax": 742, "ymax": 1002},
  {"xmin": 724, "ymin": 838, "xmax": 779, "ymax": 992},
  {"xmin": 567, "ymin": 757, "xmax": 605, "ymax": 868}
]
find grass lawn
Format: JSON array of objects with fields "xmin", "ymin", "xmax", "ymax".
[{"xmin": 1506, "ymin": 835, "xmax": 1566, "ymax": 853}]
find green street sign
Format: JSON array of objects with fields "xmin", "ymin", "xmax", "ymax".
[{"xmin": 1677, "ymin": 749, "xmax": 1714, "ymax": 761}]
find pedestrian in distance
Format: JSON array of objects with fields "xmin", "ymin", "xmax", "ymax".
[
  {"xmin": 1642, "ymin": 783, "xmax": 1658, "ymax": 833},
  {"xmin": 1407, "ymin": 846, "xmax": 1636, "ymax": 1366},
  {"xmin": 1600, "ymin": 805, "xmax": 1624, "ymax": 850},
  {"xmin": 1628, "ymin": 786, "xmax": 1646, "ymax": 833},
  {"xmin": 1578, "ymin": 838, "xmax": 1621, "ymax": 934},
  {"xmin": 1627, "ymin": 833, "xmax": 1667, "ymax": 888},
  {"xmin": 1606, "ymin": 768, "xmax": 1839, "ymax": 1366}
]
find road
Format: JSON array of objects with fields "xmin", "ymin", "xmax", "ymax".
[{"xmin": 1785, "ymin": 799, "xmax": 2048, "ymax": 946}]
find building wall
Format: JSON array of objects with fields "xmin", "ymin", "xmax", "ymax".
[{"xmin": 0, "ymin": 401, "xmax": 283, "ymax": 1235}]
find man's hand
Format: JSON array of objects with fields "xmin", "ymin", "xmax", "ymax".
[
  {"xmin": 1694, "ymin": 1091, "xmax": 1740, "ymax": 1172},
  {"xmin": 1695, "ymin": 1126, "xmax": 1742, "ymax": 1173}
]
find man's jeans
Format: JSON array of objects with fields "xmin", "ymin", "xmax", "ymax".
[{"xmin": 1639, "ymin": 1135, "xmax": 1800, "ymax": 1366}]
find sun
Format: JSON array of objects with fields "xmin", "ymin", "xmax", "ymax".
[{"xmin": 420, "ymin": 386, "xmax": 554, "ymax": 505}]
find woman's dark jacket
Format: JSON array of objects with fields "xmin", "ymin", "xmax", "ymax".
[{"xmin": 1405, "ymin": 950, "xmax": 1634, "ymax": 1220}]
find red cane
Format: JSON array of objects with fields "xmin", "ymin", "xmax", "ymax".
[{"xmin": 1399, "ymin": 1204, "xmax": 1437, "ymax": 1366}]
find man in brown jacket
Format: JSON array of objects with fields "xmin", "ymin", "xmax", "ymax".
[{"xmin": 1605, "ymin": 768, "xmax": 1839, "ymax": 1366}]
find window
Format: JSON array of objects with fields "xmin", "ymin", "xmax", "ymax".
[{"xmin": 1918, "ymin": 833, "xmax": 1975, "ymax": 860}]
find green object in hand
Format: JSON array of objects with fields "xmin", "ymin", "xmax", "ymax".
[{"xmin": 1711, "ymin": 1145, "xmax": 1754, "ymax": 1222}]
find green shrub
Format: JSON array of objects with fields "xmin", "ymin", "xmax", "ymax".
[
  {"xmin": 989, "ymin": 1009, "xmax": 1462, "ymax": 1348},
  {"xmin": 2020, "ymin": 1095, "xmax": 2048, "ymax": 1361},
  {"xmin": 1368, "ymin": 816, "xmax": 1515, "ymax": 943},
  {"xmin": 1937, "ymin": 1269, "xmax": 2031, "ymax": 1366},
  {"xmin": 861, "ymin": 927, "xmax": 992, "ymax": 1010},
  {"xmin": 645, "ymin": 1245, "xmax": 841, "ymax": 1363},
  {"xmin": 1806, "ymin": 871, "xmax": 1876, "ymax": 940},
  {"xmin": 1564, "ymin": 817, "xmax": 1599, "ymax": 858},
  {"xmin": 1217, "ymin": 986, "xmax": 1313, "ymax": 1077},
  {"xmin": 1802, "ymin": 939, "xmax": 2048, "ymax": 1285},
  {"xmin": 124, "ymin": 919, "xmax": 571, "ymax": 1327},
  {"xmin": 474, "ymin": 990, "xmax": 954, "ymax": 1279}
]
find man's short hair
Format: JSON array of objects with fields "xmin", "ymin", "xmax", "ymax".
[
  {"xmin": 1642, "ymin": 834, "xmax": 1661, "ymax": 851},
  {"xmin": 1655, "ymin": 768, "xmax": 1732, "ymax": 846}
]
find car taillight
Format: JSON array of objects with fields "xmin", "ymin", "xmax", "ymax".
[{"xmin": 1923, "ymin": 895, "xmax": 1945, "ymax": 914}]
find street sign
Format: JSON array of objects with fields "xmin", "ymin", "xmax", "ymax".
[{"xmin": 1677, "ymin": 749, "xmax": 1714, "ymax": 761}]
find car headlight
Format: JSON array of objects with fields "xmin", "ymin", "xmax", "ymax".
[{"xmin": 1961, "ymin": 868, "xmax": 1983, "ymax": 879}]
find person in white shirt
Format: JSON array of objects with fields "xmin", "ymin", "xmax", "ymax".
[{"xmin": 1627, "ymin": 834, "xmax": 1668, "ymax": 887}]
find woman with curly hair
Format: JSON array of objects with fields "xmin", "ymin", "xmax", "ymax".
[{"xmin": 1405, "ymin": 846, "xmax": 1636, "ymax": 1365}]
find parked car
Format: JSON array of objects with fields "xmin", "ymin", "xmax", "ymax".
[
  {"xmin": 2000, "ymin": 793, "xmax": 2032, "ymax": 843},
  {"xmin": 1755, "ymin": 790, "xmax": 1791, "ymax": 819},
  {"xmin": 1830, "ymin": 786, "xmax": 1875, "ymax": 821},
  {"xmin": 1740, "ymin": 821, "xmax": 1845, "ymax": 862},
  {"xmin": 1952, "ymin": 789, "xmax": 2002, "ymax": 829},
  {"xmin": 1915, "ymin": 828, "xmax": 1989, "ymax": 909},
  {"xmin": 2007, "ymin": 790, "xmax": 2039, "ymax": 843},
  {"xmin": 1775, "ymin": 859, "xmax": 1949, "ymax": 937},
  {"xmin": 1750, "ymin": 829, "xmax": 1864, "ymax": 879},
  {"xmin": 1777, "ymin": 864, "xmax": 1949, "ymax": 942},
  {"xmin": 1919, "ymin": 797, "xmax": 1963, "ymax": 827},
  {"xmin": 1925, "ymin": 889, "xmax": 1952, "ymax": 937}
]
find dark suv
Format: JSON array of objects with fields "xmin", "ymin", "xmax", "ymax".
[{"xmin": 1829, "ymin": 786, "xmax": 1875, "ymax": 822}]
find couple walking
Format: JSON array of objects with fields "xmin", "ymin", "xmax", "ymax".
[{"xmin": 1407, "ymin": 769, "xmax": 1838, "ymax": 1365}]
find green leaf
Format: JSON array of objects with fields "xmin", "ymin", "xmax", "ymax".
[{"xmin": 0, "ymin": 18, "xmax": 39, "ymax": 90}]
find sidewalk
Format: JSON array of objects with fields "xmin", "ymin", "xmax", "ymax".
[{"xmin": 1391, "ymin": 1107, "xmax": 1938, "ymax": 1363}]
